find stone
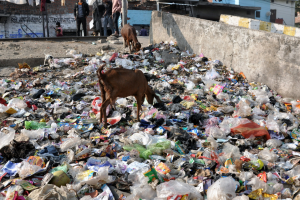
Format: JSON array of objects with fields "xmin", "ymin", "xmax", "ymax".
[
  {"xmin": 161, "ymin": 51, "xmax": 180, "ymax": 65},
  {"xmin": 100, "ymin": 45, "xmax": 110, "ymax": 50}
]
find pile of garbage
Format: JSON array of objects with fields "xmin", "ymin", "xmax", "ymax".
[{"xmin": 1, "ymin": 41, "xmax": 300, "ymax": 200}]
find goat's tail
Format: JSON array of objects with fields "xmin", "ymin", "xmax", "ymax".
[{"xmin": 97, "ymin": 64, "xmax": 106, "ymax": 79}]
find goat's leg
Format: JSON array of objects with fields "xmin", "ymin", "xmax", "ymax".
[
  {"xmin": 123, "ymin": 38, "xmax": 127, "ymax": 48},
  {"xmin": 135, "ymin": 95, "xmax": 143, "ymax": 121},
  {"xmin": 101, "ymin": 99, "xmax": 111, "ymax": 128},
  {"xmin": 128, "ymin": 40, "xmax": 132, "ymax": 54},
  {"xmin": 99, "ymin": 84, "xmax": 106, "ymax": 123}
]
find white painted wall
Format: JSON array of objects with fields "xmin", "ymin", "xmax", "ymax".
[
  {"xmin": 271, "ymin": 0, "xmax": 295, "ymax": 26},
  {"xmin": 0, "ymin": 13, "xmax": 77, "ymax": 38}
]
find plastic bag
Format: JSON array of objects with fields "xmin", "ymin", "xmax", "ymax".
[
  {"xmin": 218, "ymin": 106, "xmax": 234, "ymax": 114},
  {"xmin": 273, "ymin": 183, "xmax": 284, "ymax": 193},
  {"xmin": 116, "ymin": 98, "xmax": 128, "ymax": 106},
  {"xmin": 7, "ymin": 98, "xmax": 27, "ymax": 109},
  {"xmin": 205, "ymin": 67, "xmax": 220, "ymax": 80},
  {"xmin": 60, "ymin": 137, "xmax": 81, "ymax": 152},
  {"xmin": 286, "ymin": 165, "xmax": 300, "ymax": 177},
  {"xmin": 209, "ymin": 126, "xmax": 226, "ymax": 139},
  {"xmin": 156, "ymin": 180, "xmax": 203, "ymax": 200},
  {"xmin": 231, "ymin": 119, "xmax": 271, "ymax": 139},
  {"xmin": 207, "ymin": 177, "xmax": 238, "ymax": 200},
  {"xmin": 232, "ymin": 195, "xmax": 249, "ymax": 200},
  {"xmin": 207, "ymin": 137, "xmax": 218, "ymax": 150},
  {"xmin": 233, "ymin": 99, "xmax": 251, "ymax": 117},
  {"xmin": 258, "ymin": 148, "xmax": 278, "ymax": 162},
  {"xmin": 247, "ymin": 177, "xmax": 272, "ymax": 193},
  {"xmin": 6, "ymin": 185, "xmax": 24, "ymax": 200},
  {"xmin": 127, "ymin": 184, "xmax": 157, "ymax": 200},
  {"xmin": 0, "ymin": 104, "xmax": 8, "ymax": 113},
  {"xmin": 28, "ymin": 184, "xmax": 77, "ymax": 200},
  {"xmin": 21, "ymin": 129, "xmax": 44, "ymax": 140},
  {"xmin": 239, "ymin": 171, "xmax": 254, "ymax": 181},
  {"xmin": 25, "ymin": 121, "xmax": 47, "ymax": 130},
  {"xmin": 0, "ymin": 127, "xmax": 15, "ymax": 149},
  {"xmin": 18, "ymin": 161, "xmax": 42, "ymax": 178},
  {"xmin": 186, "ymin": 81, "xmax": 195, "ymax": 90},
  {"xmin": 266, "ymin": 139, "xmax": 282, "ymax": 148}
]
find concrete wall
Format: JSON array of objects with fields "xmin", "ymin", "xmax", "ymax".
[
  {"xmin": 271, "ymin": 0, "xmax": 295, "ymax": 26},
  {"xmin": 192, "ymin": 6, "xmax": 256, "ymax": 21},
  {"xmin": 0, "ymin": 14, "xmax": 77, "ymax": 38},
  {"xmin": 220, "ymin": 14, "xmax": 300, "ymax": 37},
  {"xmin": 150, "ymin": 11, "xmax": 300, "ymax": 99}
]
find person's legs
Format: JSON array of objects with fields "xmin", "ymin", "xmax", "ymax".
[
  {"xmin": 113, "ymin": 12, "xmax": 120, "ymax": 35},
  {"xmin": 103, "ymin": 16, "xmax": 108, "ymax": 37},
  {"xmin": 108, "ymin": 16, "xmax": 114, "ymax": 35},
  {"xmin": 82, "ymin": 17, "xmax": 87, "ymax": 36},
  {"xmin": 76, "ymin": 18, "xmax": 82, "ymax": 36}
]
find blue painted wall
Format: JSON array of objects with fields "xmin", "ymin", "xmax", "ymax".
[
  {"xmin": 212, "ymin": 0, "xmax": 271, "ymax": 22},
  {"xmin": 128, "ymin": 10, "xmax": 152, "ymax": 25},
  {"xmin": 118, "ymin": 10, "xmax": 152, "ymax": 28}
]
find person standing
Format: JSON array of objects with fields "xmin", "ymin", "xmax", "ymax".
[
  {"xmin": 139, "ymin": 26, "xmax": 147, "ymax": 36},
  {"xmin": 103, "ymin": 0, "xmax": 114, "ymax": 36},
  {"xmin": 92, "ymin": 2, "xmax": 105, "ymax": 36},
  {"xmin": 112, "ymin": 0, "xmax": 121, "ymax": 37},
  {"xmin": 55, "ymin": 22, "xmax": 63, "ymax": 37},
  {"xmin": 74, "ymin": 0, "xmax": 90, "ymax": 36}
]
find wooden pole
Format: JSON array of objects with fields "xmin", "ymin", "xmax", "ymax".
[
  {"xmin": 46, "ymin": 3, "xmax": 49, "ymax": 37},
  {"xmin": 121, "ymin": 0, "xmax": 127, "ymax": 47},
  {"xmin": 42, "ymin": 12, "xmax": 45, "ymax": 37},
  {"xmin": 121, "ymin": 0, "xmax": 127, "ymax": 27}
]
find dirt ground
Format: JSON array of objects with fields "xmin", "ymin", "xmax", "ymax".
[{"xmin": 0, "ymin": 36, "xmax": 150, "ymax": 73}]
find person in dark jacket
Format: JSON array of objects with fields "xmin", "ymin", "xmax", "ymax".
[
  {"xmin": 74, "ymin": 0, "xmax": 90, "ymax": 36},
  {"xmin": 139, "ymin": 26, "xmax": 147, "ymax": 36}
]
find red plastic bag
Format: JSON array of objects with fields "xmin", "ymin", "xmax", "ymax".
[
  {"xmin": 92, "ymin": 97, "xmax": 110, "ymax": 116},
  {"xmin": 231, "ymin": 120, "xmax": 271, "ymax": 140},
  {"xmin": 92, "ymin": 97, "xmax": 102, "ymax": 114},
  {"xmin": 109, "ymin": 52, "xmax": 118, "ymax": 62},
  {"xmin": 0, "ymin": 98, "xmax": 7, "ymax": 106}
]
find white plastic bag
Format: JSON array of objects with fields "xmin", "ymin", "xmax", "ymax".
[
  {"xmin": 205, "ymin": 67, "xmax": 220, "ymax": 80},
  {"xmin": 156, "ymin": 180, "xmax": 203, "ymax": 200},
  {"xmin": 18, "ymin": 161, "xmax": 42, "ymax": 178},
  {"xmin": 21, "ymin": 129, "xmax": 44, "ymax": 140},
  {"xmin": 7, "ymin": 98, "xmax": 27, "ymax": 109},
  {"xmin": 185, "ymin": 81, "xmax": 195, "ymax": 90},
  {"xmin": 127, "ymin": 184, "xmax": 157, "ymax": 200},
  {"xmin": 266, "ymin": 139, "xmax": 282, "ymax": 148},
  {"xmin": 239, "ymin": 171, "xmax": 254, "ymax": 181},
  {"xmin": 247, "ymin": 177, "xmax": 272, "ymax": 194},
  {"xmin": 233, "ymin": 99, "xmax": 251, "ymax": 117},
  {"xmin": 207, "ymin": 177, "xmax": 238, "ymax": 200},
  {"xmin": 60, "ymin": 137, "xmax": 81, "ymax": 152},
  {"xmin": 232, "ymin": 195, "xmax": 249, "ymax": 200},
  {"xmin": 209, "ymin": 126, "xmax": 226, "ymax": 139},
  {"xmin": 0, "ymin": 127, "xmax": 15, "ymax": 149},
  {"xmin": 258, "ymin": 148, "xmax": 278, "ymax": 162}
]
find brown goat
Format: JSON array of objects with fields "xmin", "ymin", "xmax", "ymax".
[
  {"xmin": 121, "ymin": 24, "xmax": 141, "ymax": 54},
  {"xmin": 97, "ymin": 64, "xmax": 161, "ymax": 127}
]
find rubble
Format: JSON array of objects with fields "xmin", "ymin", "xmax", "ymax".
[{"xmin": 0, "ymin": 41, "xmax": 299, "ymax": 200}]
